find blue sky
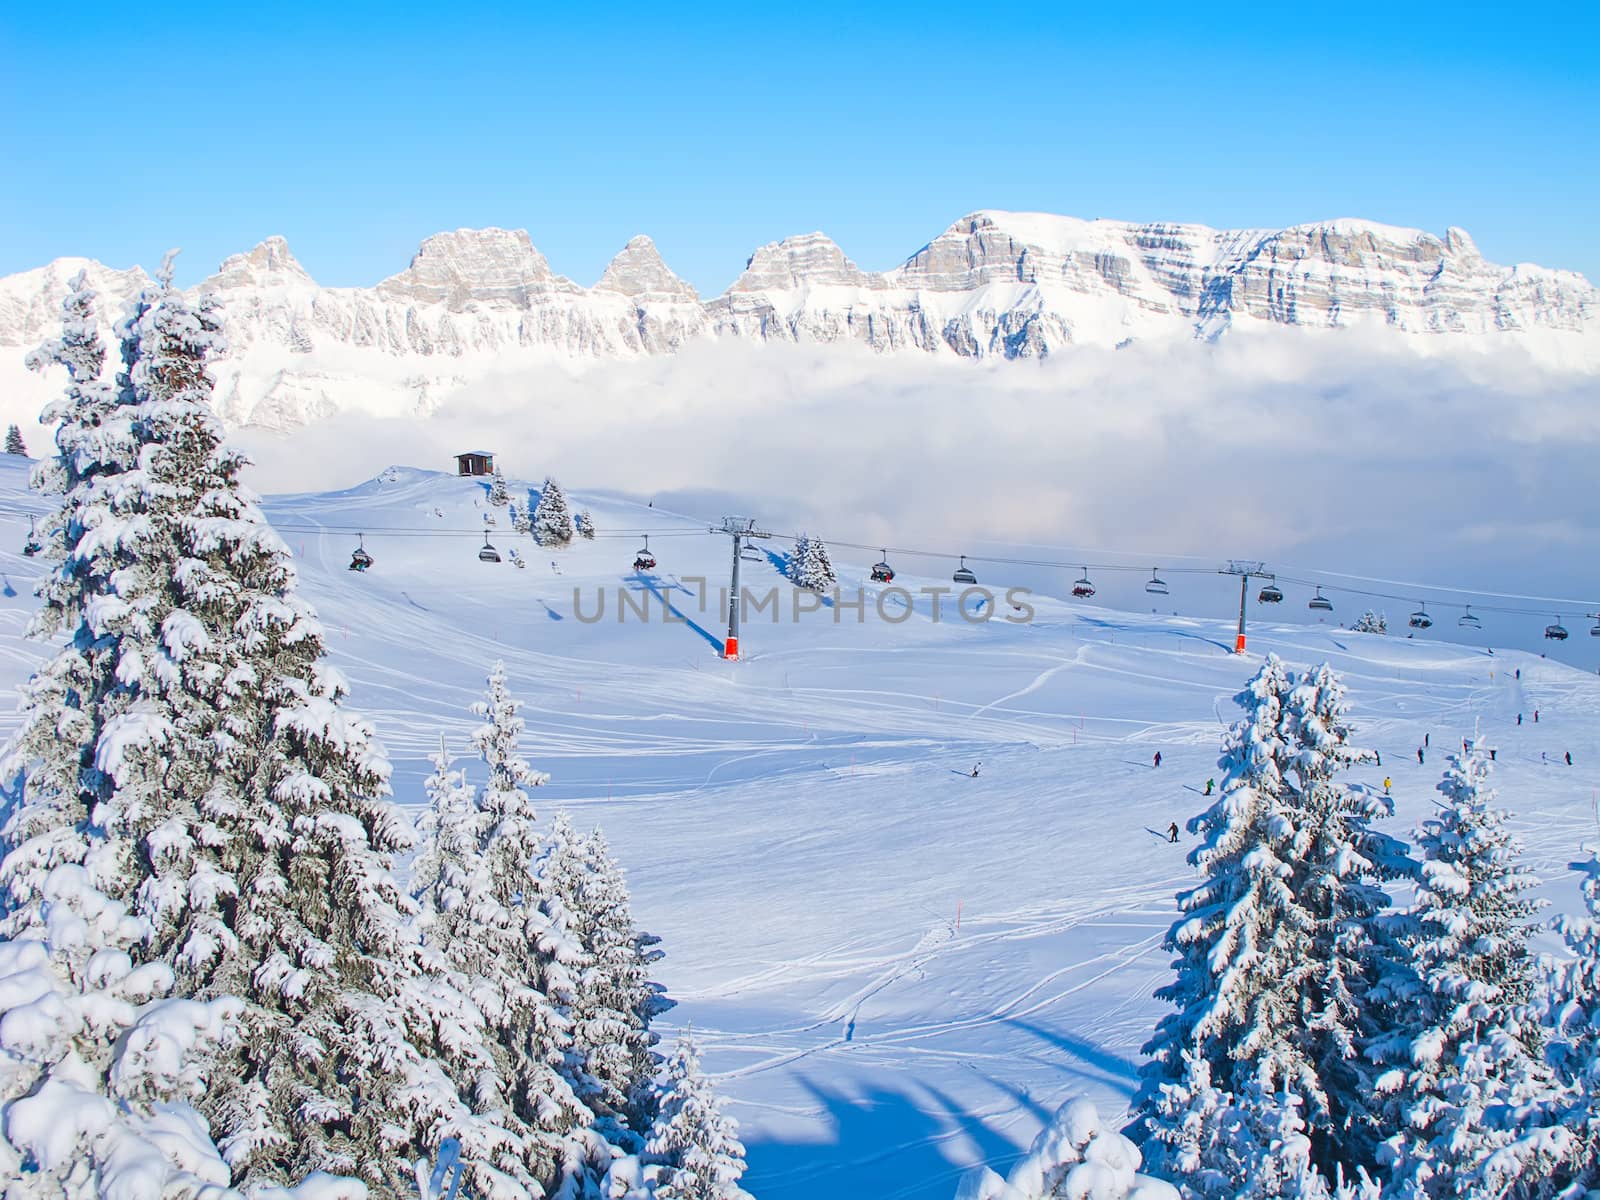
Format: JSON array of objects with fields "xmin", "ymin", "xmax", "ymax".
[{"xmin": 3, "ymin": 0, "xmax": 1596, "ymax": 292}]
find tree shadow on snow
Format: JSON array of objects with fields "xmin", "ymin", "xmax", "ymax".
[
  {"xmin": 1003, "ymin": 1017, "xmax": 1141, "ymax": 1100},
  {"xmin": 743, "ymin": 1073, "xmax": 1024, "ymax": 1200}
]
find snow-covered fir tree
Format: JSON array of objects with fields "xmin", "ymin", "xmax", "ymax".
[
  {"xmin": 1139, "ymin": 657, "xmax": 1406, "ymax": 1191},
  {"xmin": 0, "ymin": 269, "xmax": 256, "ymax": 1188},
  {"xmin": 464, "ymin": 663, "xmax": 608, "ymax": 1191},
  {"xmin": 577, "ymin": 510, "xmax": 596, "ymax": 539},
  {"xmin": 1352, "ymin": 611, "xmax": 1387, "ymax": 635},
  {"xmin": 4, "ymin": 423, "xmax": 25, "ymax": 455},
  {"xmin": 646, "ymin": 1032, "xmax": 751, "ymax": 1200},
  {"xmin": 489, "ymin": 467, "xmax": 510, "ymax": 507},
  {"xmin": 539, "ymin": 812, "xmax": 672, "ymax": 1143},
  {"xmin": 6, "ymin": 265, "xmax": 523, "ymax": 1194},
  {"xmin": 1545, "ymin": 848, "xmax": 1600, "ymax": 1194},
  {"xmin": 509, "ymin": 499, "xmax": 532, "ymax": 535},
  {"xmin": 534, "ymin": 477, "xmax": 574, "ymax": 547},
  {"xmin": 788, "ymin": 534, "xmax": 836, "ymax": 591},
  {"xmin": 1375, "ymin": 743, "xmax": 1563, "ymax": 1198}
]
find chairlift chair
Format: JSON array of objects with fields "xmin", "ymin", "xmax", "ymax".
[
  {"xmin": 1458, "ymin": 605, "xmax": 1482, "ymax": 630},
  {"xmin": 1545, "ymin": 616, "xmax": 1569, "ymax": 641},
  {"xmin": 633, "ymin": 536, "xmax": 656, "ymax": 572},
  {"xmin": 952, "ymin": 556, "xmax": 977, "ymax": 585},
  {"xmin": 741, "ymin": 543, "xmax": 763, "ymax": 563},
  {"xmin": 1308, "ymin": 587, "xmax": 1334, "ymax": 613},
  {"xmin": 1409, "ymin": 604, "xmax": 1433, "ymax": 631},
  {"xmin": 871, "ymin": 552, "xmax": 895, "ymax": 584},
  {"xmin": 1589, "ymin": 613, "xmax": 1600, "ymax": 637},
  {"xmin": 22, "ymin": 516, "xmax": 41, "ymax": 557},
  {"xmin": 1071, "ymin": 568, "xmax": 1096, "ymax": 599},
  {"xmin": 1145, "ymin": 569, "xmax": 1168, "ymax": 596},
  {"xmin": 1258, "ymin": 581, "xmax": 1284, "ymax": 604},
  {"xmin": 348, "ymin": 534, "xmax": 374, "ymax": 572},
  {"xmin": 478, "ymin": 531, "xmax": 501, "ymax": 564}
]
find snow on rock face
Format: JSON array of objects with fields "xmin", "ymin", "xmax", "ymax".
[
  {"xmin": 208, "ymin": 236, "xmax": 314, "ymax": 291},
  {"xmin": 595, "ymin": 235, "xmax": 699, "ymax": 302},
  {"xmin": 377, "ymin": 227, "xmax": 582, "ymax": 309},
  {"xmin": 2, "ymin": 210, "xmax": 1595, "ymax": 432}
]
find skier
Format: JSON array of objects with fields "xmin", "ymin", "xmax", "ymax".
[
  {"xmin": 1375, "ymin": 750, "xmax": 1382, "ymax": 767},
  {"xmin": 1167, "ymin": 821, "xmax": 1179, "ymax": 844},
  {"xmin": 1490, "ymin": 748, "xmax": 1497, "ymax": 761},
  {"xmin": 1516, "ymin": 668, "xmax": 1521, "ymax": 680},
  {"xmin": 1204, "ymin": 778, "xmax": 1215, "ymax": 796},
  {"xmin": 1424, "ymin": 732, "xmax": 1430, "ymax": 748},
  {"xmin": 1534, "ymin": 710, "xmax": 1540, "ymax": 723},
  {"xmin": 1567, "ymin": 751, "xmax": 1574, "ymax": 766},
  {"xmin": 1417, "ymin": 747, "xmax": 1424, "ymax": 765},
  {"xmin": 970, "ymin": 763, "xmax": 981, "ymax": 778},
  {"xmin": 1518, "ymin": 713, "xmax": 1523, "ymax": 726},
  {"xmin": 1383, "ymin": 776, "xmax": 1392, "ymax": 796},
  {"xmin": 1153, "ymin": 751, "xmax": 1162, "ymax": 768}
]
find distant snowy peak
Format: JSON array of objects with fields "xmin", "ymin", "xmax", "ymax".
[
  {"xmin": 729, "ymin": 233, "xmax": 883, "ymax": 292},
  {"xmin": 595, "ymin": 236, "xmax": 699, "ymax": 302},
  {"xmin": 377, "ymin": 227, "xmax": 582, "ymax": 308},
  {"xmin": 208, "ymin": 236, "xmax": 313, "ymax": 290},
  {"xmin": 1, "ymin": 209, "xmax": 1595, "ymax": 432}
]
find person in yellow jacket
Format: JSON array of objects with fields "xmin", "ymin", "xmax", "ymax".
[{"xmin": 1383, "ymin": 776, "xmax": 1392, "ymax": 796}]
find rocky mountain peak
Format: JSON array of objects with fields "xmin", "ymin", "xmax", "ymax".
[
  {"xmin": 729, "ymin": 232, "xmax": 883, "ymax": 292},
  {"xmin": 208, "ymin": 236, "xmax": 313, "ymax": 290},
  {"xmin": 595, "ymin": 235, "xmax": 698, "ymax": 302},
  {"xmin": 377, "ymin": 227, "xmax": 580, "ymax": 309}
]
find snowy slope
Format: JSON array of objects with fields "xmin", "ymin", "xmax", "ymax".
[
  {"xmin": 1, "ymin": 210, "xmax": 1595, "ymax": 432},
  {"xmin": 2, "ymin": 453, "xmax": 1597, "ymax": 1199}
]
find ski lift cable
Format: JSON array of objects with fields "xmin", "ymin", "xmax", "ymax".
[{"xmin": 256, "ymin": 518, "xmax": 1597, "ymax": 618}]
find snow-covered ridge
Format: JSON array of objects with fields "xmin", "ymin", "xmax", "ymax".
[{"xmin": 1, "ymin": 210, "xmax": 1595, "ymax": 430}]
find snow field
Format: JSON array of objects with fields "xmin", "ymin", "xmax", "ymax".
[{"xmin": 1, "ymin": 452, "xmax": 1597, "ymax": 1198}]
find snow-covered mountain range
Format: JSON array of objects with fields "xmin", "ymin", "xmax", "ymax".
[{"xmin": 3, "ymin": 211, "xmax": 1596, "ymax": 430}]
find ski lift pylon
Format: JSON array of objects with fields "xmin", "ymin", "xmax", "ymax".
[
  {"xmin": 871, "ymin": 551, "xmax": 894, "ymax": 584},
  {"xmin": 1072, "ymin": 568, "xmax": 1095, "ymax": 599},
  {"xmin": 348, "ymin": 533, "xmax": 374, "ymax": 572},
  {"xmin": 1145, "ymin": 569, "xmax": 1168, "ymax": 596},
  {"xmin": 952, "ymin": 556, "xmax": 977, "ymax": 586}
]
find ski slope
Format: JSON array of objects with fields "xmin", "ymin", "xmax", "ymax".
[{"xmin": 1, "ymin": 452, "xmax": 1597, "ymax": 1200}]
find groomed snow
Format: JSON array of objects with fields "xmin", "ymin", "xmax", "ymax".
[{"xmin": 1, "ymin": 452, "xmax": 1596, "ymax": 1199}]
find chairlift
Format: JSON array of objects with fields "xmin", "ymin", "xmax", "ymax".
[
  {"xmin": 1308, "ymin": 587, "xmax": 1334, "ymax": 613},
  {"xmin": 633, "ymin": 536, "xmax": 656, "ymax": 572},
  {"xmin": 1258, "ymin": 580, "xmax": 1284, "ymax": 604},
  {"xmin": 871, "ymin": 551, "xmax": 895, "ymax": 584},
  {"xmin": 348, "ymin": 534, "xmax": 374, "ymax": 572},
  {"xmin": 741, "ymin": 542, "xmax": 763, "ymax": 563},
  {"xmin": 952, "ymin": 556, "xmax": 977, "ymax": 586},
  {"xmin": 1408, "ymin": 604, "xmax": 1433, "ymax": 631},
  {"xmin": 478, "ymin": 530, "xmax": 501, "ymax": 564},
  {"xmin": 1589, "ymin": 613, "xmax": 1600, "ymax": 638},
  {"xmin": 1458, "ymin": 605, "xmax": 1481, "ymax": 631},
  {"xmin": 1071, "ymin": 568, "xmax": 1096, "ymax": 599},
  {"xmin": 22, "ymin": 516, "xmax": 41, "ymax": 557},
  {"xmin": 1145, "ymin": 569, "xmax": 1168, "ymax": 596},
  {"xmin": 1545, "ymin": 616, "xmax": 1569, "ymax": 641}
]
